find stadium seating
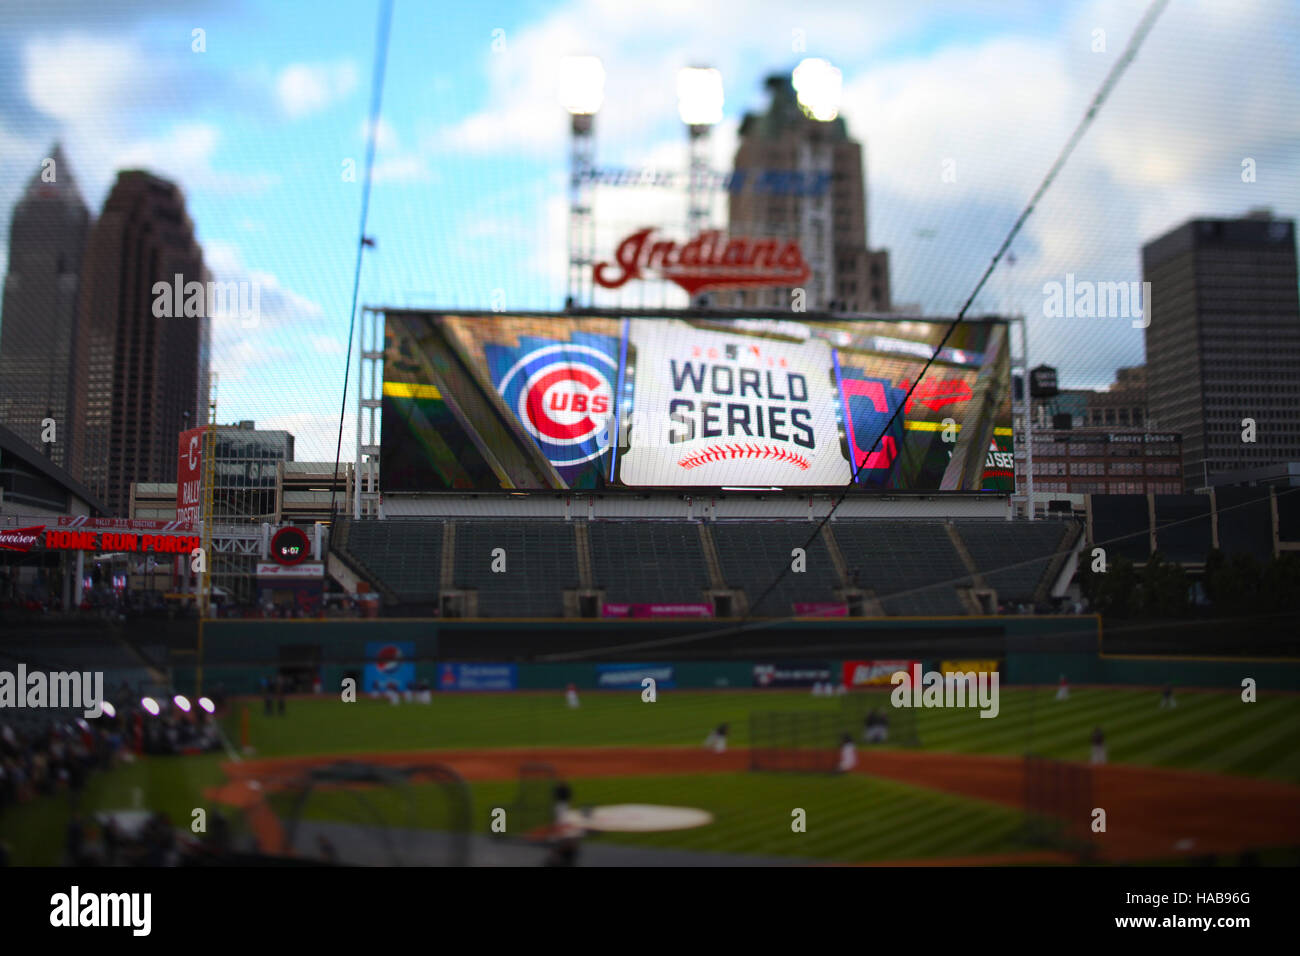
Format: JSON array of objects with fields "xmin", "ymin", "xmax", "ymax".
[
  {"xmin": 343, "ymin": 519, "xmax": 443, "ymax": 601},
  {"xmin": 830, "ymin": 521, "xmax": 969, "ymax": 616},
  {"xmin": 587, "ymin": 521, "xmax": 712, "ymax": 605},
  {"xmin": 452, "ymin": 521, "xmax": 578, "ymax": 617},
  {"xmin": 334, "ymin": 515, "xmax": 1094, "ymax": 618},
  {"xmin": 956, "ymin": 519, "xmax": 1075, "ymax": 603},
  {"xmin": 710, "ymin": 521, "xmax": 838, "ymax": 615}
]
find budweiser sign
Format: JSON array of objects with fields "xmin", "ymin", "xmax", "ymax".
[
  {"xmin": 593, "ymin": 227, "xmax": 811, "ymax": 295},
  {"xmin": 0, "ymin": 525, "xmax": 45, "ymax": 553}
]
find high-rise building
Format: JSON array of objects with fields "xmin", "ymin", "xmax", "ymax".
[
  {"xmin": 726, "ymin": 74, "xmax": 891, "ymax": 313},
  {"xmin": 0, "ymin": 145, "xmax": 91, "ymax": 469},
  {"xmin": 1142, "ymin": 211, "xmax": 1300, "ymax": 490},
  {"xmin": 70, "ymin": 170, "xmax": 210, "ymax": 516}
]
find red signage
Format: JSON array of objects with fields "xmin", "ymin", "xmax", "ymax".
[
  {"xmin": 793, "ymin": 601, "xmax": 848, "ymax": 617},
  {"xmin": 898, "ymin": 378, "xmax": 974, "ymax": 413},
  {"xmin": 593, "ymin": 228, "xmax": 811, "ymax": 295},
  {"xmin": 843, "ymin": 659, "xmax": 919, "ymax": 687},
  {"xmin": 177, "ymin": 427, "xmax": 206, "ymax": 525},
  {"xmin": 0, "ymin": 525, "xmax": 45, "ymax": 553},
  {"xmin": 59, "ymin": 516, "xmax": 194, "ymax": 532},
  {"xmin": 44, "ymin": 531, "xmax": 202, "ymax": 554}
]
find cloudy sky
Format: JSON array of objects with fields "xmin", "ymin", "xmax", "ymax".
[{"xmin": 1, "ymin": 0, "xmax": 1297, "ymax": 461}]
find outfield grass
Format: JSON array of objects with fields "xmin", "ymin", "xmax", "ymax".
[{"xmin": 225, "ymin": 686, "xmax": 1300, "ymax": 782}]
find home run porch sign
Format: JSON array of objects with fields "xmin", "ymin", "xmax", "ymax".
[{"xmin": 618, "ymin": 319, "xmax": 847, "ymax": 486}]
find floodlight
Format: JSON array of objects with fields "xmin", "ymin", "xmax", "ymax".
[
  {"xmin": 173, "ymin": 695, "xmax": 191, "ymax": 713},
  {"xmin": 792, "ymin": 58, "xmax": 842, "ymax": 121},
  {"xmin": 677, "ymin": 67, "xmax": 724, "ymax": 126},
  {"xmin": 558, "ymin": 55, "xmax": 606, "ymax": 115},
  {"xmin": 141, "ymin": 697, "xmax": 160, "ymax": 716}
]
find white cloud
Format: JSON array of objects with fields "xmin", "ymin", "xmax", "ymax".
[
  {"xmin": 276, "ymin": 60, "xmax": 359, "ymax": 118},
  {"xmin": 24, "ymin": 35, "xmax": 146, "ymax": 123}
]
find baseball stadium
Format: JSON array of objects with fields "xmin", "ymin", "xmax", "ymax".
[{"xmin": 3, "ymin": 308, "xmax": 1298, "ymax": 868}]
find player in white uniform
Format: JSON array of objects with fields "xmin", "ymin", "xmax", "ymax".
[
  {"xmin": 565, "ymin": 683, "xmax": 580, "ymax": 709},
  {"xmin": 704, "ymin": 723, "xmax": 729, "ymax": 753},
  {"xmin": 1055, "ymin": 675, "xmax": 1070, "ymax": 701},
  {"xmin": 837, "ymin": 733, "xmax": 858, "ymax": 773}
]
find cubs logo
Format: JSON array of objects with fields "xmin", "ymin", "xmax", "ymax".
[{"xmin": 495, "ymin": 343, "xmax": 617, "ymax": 468}]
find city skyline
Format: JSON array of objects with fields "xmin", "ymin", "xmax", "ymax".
[{"xmin": 0, "ymin": 0, "xmax": 1297, "ymax": 464}]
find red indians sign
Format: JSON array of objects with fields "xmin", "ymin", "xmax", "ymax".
[{"xmin": 594, "ymin": 228, "xmax": 810, "ymax": 295}]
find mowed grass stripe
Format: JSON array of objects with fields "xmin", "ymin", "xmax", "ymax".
[
  {"xmin": 1189, "ymin": 707, "xmax": 1300, "ymax": 777},
  {"xmin": 922, "ymin": 688, "xmax": 1152, "ymax": 756},
  {"xmin": 1014, "ymin": 690, "xmax": 1215, "ymax": 762},
  {"xmin": 1122, "ymin": 696, "xmax": 1272, "ymax": 768},
  {"xmin": 920, "ymin": 687, "xmax": 1143, "ymax": 749},
  {"xmin": 1103, "ymin": 693, "xmax": 1241, "ymax": 762}
]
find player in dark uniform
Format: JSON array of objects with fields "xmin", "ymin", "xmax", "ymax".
[
  {"xmin": 863, "ymin": 709, "xmax": 889, "ymax": 744},
  {"xmin": 544, "ymin": 782, "xmax": 581, "ymax": 867},
  {"xmin": 1159, "ymin": 684, "xmax": 1176, "ymax": 709},
  {"xmin": 1090, "ymin": 726, "xmax": 1107, "ymax": 764}
]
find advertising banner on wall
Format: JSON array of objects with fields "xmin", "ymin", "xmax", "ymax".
[
  {"xmin": 753, "ymin": 662, "xmax": 833, "ymax": 688},
  {"xmin": 793, "ymin": 602, "xmax": 848, "ymax": 617},
  {"xmin": 176, "ymin": 427, "xmax": 206, "ymax": 525},
  {"xmin": 437, "ymin": 662, "xmax": 518, "ymax": 691},
  {"xmin": 364, "ymin": 642, "xmax": 415, "ymax": 693},
  {"xmin": 595, "ymin": 663, "xmax": 676, "ymax": 690},
  {"xmin": 842, "ymin": 660, "xmax": 920, "ymax": 687},
  {"xmin": 381, "ymin": 312, "xmax": 1012, "ymax": 493},
  {"xmin": 601, "ymin": 602, "xmax": 713, "ymax": 619},
  {"xmin": 939, "ymin": 659, "xmax": 1001, "ymax": 675}
]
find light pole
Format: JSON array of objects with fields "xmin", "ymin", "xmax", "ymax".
[
  {"xmin": 677, "ymin": 66, "xmax": 724, "ymax": 308},
  {"xmin": 792, "ymin": 58, "xmax": 841, "ymax": 311},
  {"xmin": 559, "ymin": 55, "xmax": 605, "ymax": 311}
]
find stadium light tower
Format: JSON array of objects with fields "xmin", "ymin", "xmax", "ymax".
[
  {"xmin": 559, "ymin": 55, "xmax": 605, "ymax": 310},
  {"xmin": 678, "ymin": 66, "xmax": 724, "ymax": 237},
  {"xmin": 791, "ymin": 58, "xmax": 841, "ymax": 309}
]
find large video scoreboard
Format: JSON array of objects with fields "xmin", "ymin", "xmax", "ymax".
[{"xmin": 380, "ymin": 311, "xmax": 1013, "ymax": 493}]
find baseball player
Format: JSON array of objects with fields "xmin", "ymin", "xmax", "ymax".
[
  {"xmin": 704, "ymin": 723, "xmax": 729, "ymax": 754},
  {"xmin": 1159, "ymin": 684, "xmax": 1176, "ymax": 709},
  {"xmin": 1090, "ymin": 726, "xmax": 1107, "ymax": 765},
  {"xmin": 565, "ymin": 683, "xmax": 580, "ymax": 709},
  {"xmin": 545, "ymin": 782, "xmax": 582, "ymax": 867},
  {"xmin": 837, "ymin": 733, "xmax": 858, "ymax": 773},
  {"xmin": 1055, "ymin": 674, "xmax": 1070, "ymax": 701},
  {"xmin": 862, "ymin": 708, "xmax": 889, "ymax": 744}
]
